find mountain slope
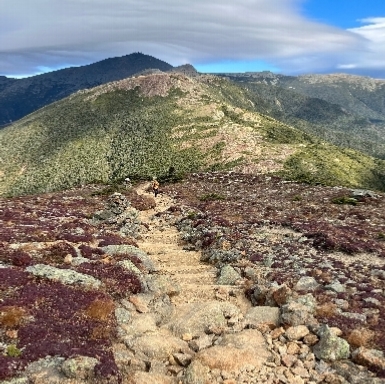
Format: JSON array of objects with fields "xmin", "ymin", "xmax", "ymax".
[
  {"xmin": 0, "ymin": 72, "xmax": 384, "ymax": 197},
  {"xmin": 221, "ymin": 72, "xmax": 385, "ymax": 159},
  {"xmin": 0, "ymin": 53, "xmax": 173, "ymax": 126}
]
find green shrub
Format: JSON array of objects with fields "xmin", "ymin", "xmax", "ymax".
[
  {"xmin": 198, "ymin": 193, "xmax": 225, "ymax": 201},
  {"xmin": 331, "ymin": 196, "xmax": 358, "ymax": 205},
  {"xmin": 6, "ymin": 344, "xmax": 22, "ymax": 357}
]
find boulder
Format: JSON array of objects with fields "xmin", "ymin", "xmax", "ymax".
[
  {"xmin": 244, "ymin": 306, "xmax": 280, "ymax": 328},
  {"xmin": 313, "ymin": 325, "xmax": 350, "ymax": 361},
  {"xmin": 294, "ymin": 276, "xmax": 320, "ymax": 292},
  {"xmin": 352, "ymin": 347, "xmax": 385, "ymax": 371},
  {"xmin": 164, "ymin": 301, "xmax": 240, "ymax": 338}
]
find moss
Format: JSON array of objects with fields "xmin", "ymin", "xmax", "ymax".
[
  {"xmin": 331, "ymin": 196, "xmax": 358, "ymax": 205},
  {"xmin": 6, "ymin": 345, "xmax": 22, "ymax": 358},
  {"xmin": 198, "ymin": 193, "xmax": 225, "ymax": 201}
]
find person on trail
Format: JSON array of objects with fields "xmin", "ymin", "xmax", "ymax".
[
  {"xmin": 124, "ymin": 177, "xmax": 132, "ymax": 188},
  {"xmin": 152, "ymin": 178, "xmax": 160, "ymax": 197}
]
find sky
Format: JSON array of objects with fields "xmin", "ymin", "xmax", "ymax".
[{"xmin": 1, "ymin": 0, "xmax": 384, "ymax": 79}]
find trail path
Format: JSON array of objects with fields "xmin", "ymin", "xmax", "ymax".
[{"xmin": 136, "ymin": 184, "xmax": 251, "ymax": 312}]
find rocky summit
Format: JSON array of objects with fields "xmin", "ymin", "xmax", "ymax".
[{"xmin": 1, "ymin": 173, "xmax": 385, "ymax": 383}]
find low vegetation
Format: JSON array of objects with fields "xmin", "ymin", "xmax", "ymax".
[{"xmin": 1, "ymin": 72, "xmax": 385, "ymax": 198}]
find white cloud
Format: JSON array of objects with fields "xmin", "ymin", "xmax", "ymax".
[
  {"xmin": 345, "ymin": 18, "xmax": 385, "ymax": 73},
  {"xmin": 0, "ymin": 0, "xmax": 376, "ymax": 77}
]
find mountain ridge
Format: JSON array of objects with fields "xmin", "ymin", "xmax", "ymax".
[
  {"xmin": 0, "ymin": 53, "xmax": 173, "ymax": 126},
  {"xmin": 220, "ymin": 72, "xmax": 385, "ymax": 159},
  {"xmin": 1, "ymin": 71, "xmax": 384, "ymax": 197}
]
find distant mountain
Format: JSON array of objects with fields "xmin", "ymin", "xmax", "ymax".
[
  {"xmin": 219, "ymin": 72, "xmax": 385, "ymax": 159},
  {"xmin": 0, "ymin": 53, "xmax": 173, "ymax": 126},
  {"xmin": 1, "ymin": 71, "xmax": 384, "ymax": 197}
]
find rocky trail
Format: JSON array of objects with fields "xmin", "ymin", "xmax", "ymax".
[
  {"xmin": 1, "ymin": 180, "xmax": 385, "ymax": 384},
  {"xmin": 118, "ymin": 185, "xmax": 384, "ymax": 384},
  {"xmin": 136, "ymin": 184, "xmax": 251, "ymax": 311}
]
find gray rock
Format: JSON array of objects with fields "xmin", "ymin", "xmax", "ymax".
[
  {"xmin": 313, "ymin": 325, "xmax": 350, "ymax": 361},
  {"xmin": 280, "ymin": 295, "xmax": 317, "ymax": 327},
  {"xmin": 70, "ymin": 256, "xmax": 91, "ymax": 266},
  {"xmin": 24, "ymin": 356, "xmax": 66, "ymax": 384},
  {"xmin": 244, "ymin": 306, "xmax": 280, "ymax": 327},
  {"xmin": 102, "ymin": 244, "xmax": 156, "ymax": 272},
  {"xmin": 146, "ymin": 274, "xmax": 181, "ymax": 297},
  {"xmin": 173, "ymin": 352, "xmax": 193, "ymax": 367},
  {"xmin": 340, "ymin": 311, "xmax": 366, "ymax": 322},
  {"xmin": 0, "ymin": 379, "xmax": 29, "ymax": 384},
  {"xmin": 26, "ymin": 264, "xmax": 101, "ymax": 288},
  {"xmin": 115, "ymin": 307, "xmax": 131, "ymax": 326},
  {"xmin": 217, "ymin": 264, "xmax": 241, "ymax": 285},
  {"xmin": 149, "ymin": 294, "xmax": 174, "ymax": 325},
  {"xmin": 325, "ymin": 281, "xmax": 346, "ymax": 293},
  {"xmin": 61, "ymin": 356, "xmax": 99, "ymax": 379},
  {"xmin": 189, "ymin": 334, "xmax": 214, "ymax": 352},
  {"xmin": 294, "ymin": 276, "xmax": 320, "ymax": 292},
  {"xmin": 332, "ymin": 360, "xmax": 385, "ymax": 384},
  {"xmin": 244, "ymin": 266, "xmax": 259, "ymax": 282},
  {"xmin": 184, "ymin": 360, "xmax": 210, "ymax": 384},
  {"xmin": 295, "ymin": 293, "xmax": 317, "ymax": 312},
  {"xmin": 350, "ymin": 189, "xmax": 378, "ymax": 198}
]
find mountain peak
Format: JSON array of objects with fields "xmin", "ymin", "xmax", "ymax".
[{"xmin": 170, "ymin": 64, "xmax": 199, "ymax": 77}]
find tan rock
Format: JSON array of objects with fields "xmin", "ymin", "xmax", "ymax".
[
  {"xmin": 287, "ymin": 342, "xmax": 301, "ymax": 355},
  {"xmin": 129, "ymin": 329, "xmax": 190, "ymax": 360},
  {"xmin": 329, "ymin": 327, "xmax": 343, "ymax": 337},
  {"xmin": 281, "ymin": 354, "xmax": 297, "ymax": 368},
  {"xmin": 63, "ymin": 254, "xmax": 73, "ymax": 264},
  {"xmin": 271, "ymin": 327, "xmax": 285, "ymax": 339},
  {"xmin": 285, "ymin": 325, "xmax": 309, "ymax": 341},
  {"xmin": 196, "ymin": 345, "xmax": 268, "ymax": 372},
  {"xmin": 291, "ymin": 366, "xmax": 310, "ymax": 378},
  {"xmin": 352, "ymin": 347, "xmax": 385, "ymax": 370},
  {"xmin": 164, "ymin": 301, "xmax": 240, "ymax": 338},
  {"xmin": 182, "ymin": 333, "xmax": 193, "ymax": 341},
  {"xmin": 127, "ymin": 371, "xmax": 176, "ymax": 384},
  {"xmin": 128, "ymin": 296, "xmax": 149, "ymax": 313},
  {"xmin": 303, "ymin": 333, "xmax": 319, "ymax": 346}
]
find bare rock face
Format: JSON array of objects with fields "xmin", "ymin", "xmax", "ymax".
[
  {"xmin": 163, "ymin": 301, "xmax": 240, "ymax": 338},
  {"xmin": 184, "ymin": 329, "xmax": 271, "ymax": 384},
  {"xmin": 126, "ymin": 329, "xmax": 191, "ymax": 361}
]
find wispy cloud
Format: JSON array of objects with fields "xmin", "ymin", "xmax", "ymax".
[
  {"xmin": 343, "ymin": 18, "xmax": 385, "ymax": 77},
  {"xmin": 0, "ymin": 0, "xmax": 382, "ymax": 77}
]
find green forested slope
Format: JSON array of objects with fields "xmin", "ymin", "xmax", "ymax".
[{"xmin": 1, "ymin": 73, "xmax": 384, "ymax": 196}]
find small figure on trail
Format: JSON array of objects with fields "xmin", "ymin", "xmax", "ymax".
[
  {"xmin": 124, "ymin": 177, "xmax": 132, "ymax": 188},
  {"xmin": 152, "ymin": 177, "xmax": 160, "ymax": 197}
]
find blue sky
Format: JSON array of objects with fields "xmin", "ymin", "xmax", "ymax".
[
  {"xmin": 303, "ymin": 0, "xmax": 382, "ymax": 28},
  {"xmin": 1, "ymin": 0, "xmax": 384, "ymax": 78}
]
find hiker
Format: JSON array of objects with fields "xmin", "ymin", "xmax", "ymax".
[
  {"xmin": 152, "ymin": 178, "xmax": 160, "ymax": 197},
  {"xmin": 124, "ymin": 177, "xmax": 132, "ymax": 188}
]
